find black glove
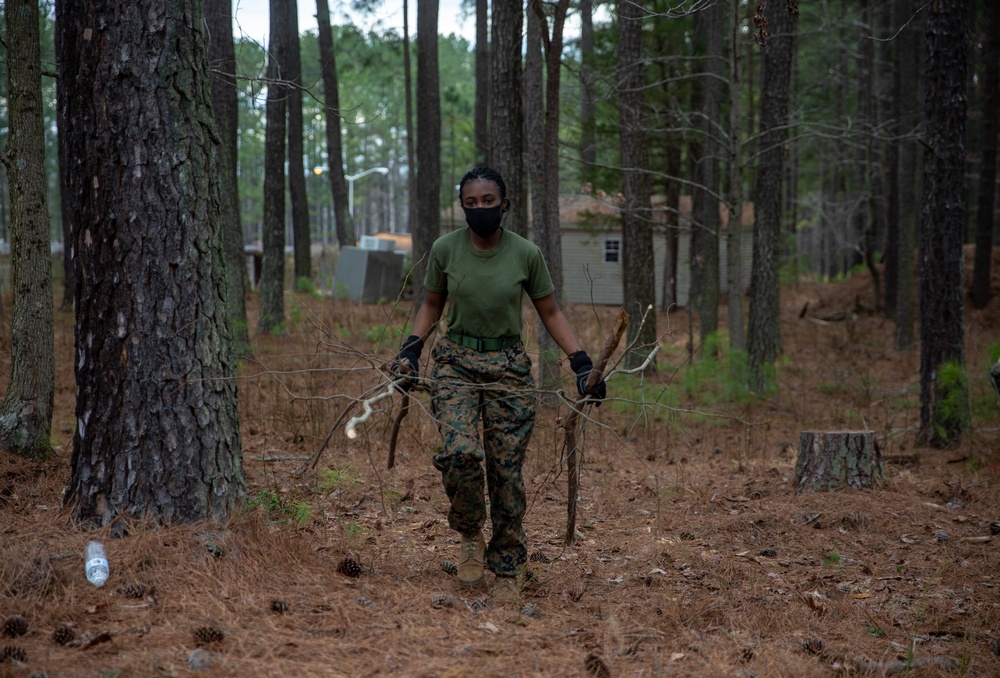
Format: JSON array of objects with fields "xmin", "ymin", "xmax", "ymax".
[
  {"xmin": 569, "ymin": 350, "xmax": 607, "ymax": 405},
  {"xmin": 392, "ymin": 335, "xmax": 423, "ymax": 390}
]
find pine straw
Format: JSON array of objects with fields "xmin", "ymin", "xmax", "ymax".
[{"xmin": 2, "ymin": 256, "xmax": 1000, "ymax": 676}]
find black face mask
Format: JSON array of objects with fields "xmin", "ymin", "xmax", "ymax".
[{"xmin": 463, "ymin": 204, "xmax": 504, "ymax": 238}]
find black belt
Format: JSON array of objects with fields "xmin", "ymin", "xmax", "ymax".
[{"xmin": 447, "ymin": 332, "xmax": 521, "ymax": 351}]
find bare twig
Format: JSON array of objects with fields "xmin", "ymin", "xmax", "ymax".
[{"xmin": 564, "ymin": 308, "xmax": 630, "ymax": 547}]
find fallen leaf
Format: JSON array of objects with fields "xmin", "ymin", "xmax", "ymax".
[
  {"xmin": 803, "ymin": 590, "xmax": 830, "ymax": 614},
  {"xmin": 670, "ymin": 652, "xmax": 686, "ymax": 661},
  {"xmin": 479, "ymin": 622, "xmax": 500, "ymax": 634},
  {"xmin": 849, "ymin": 593, "xmax": 871, "ymax": 599}
]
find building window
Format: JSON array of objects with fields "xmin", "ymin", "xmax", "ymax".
[{"xmin": 603, "ymin": 238, "xmax": 621, "ymax": 264}]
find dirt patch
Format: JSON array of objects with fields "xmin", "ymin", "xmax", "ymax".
[{"xmin": 1, "ymin": 252, "xmax": 998, "ymax": 677}]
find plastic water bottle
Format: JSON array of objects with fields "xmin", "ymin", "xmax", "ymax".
[{"xmin": 85, "ymin": 541, "xmax": 109, "ymax": 587}]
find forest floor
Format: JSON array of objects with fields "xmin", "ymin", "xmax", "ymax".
[{"xmin": 1, "ymin": 247, "xmax": 999, "ymax": 678}]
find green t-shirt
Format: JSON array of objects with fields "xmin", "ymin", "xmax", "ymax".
[{"xmin": 424, "ymin": 227, "xmax": 555, "ymax": 338}]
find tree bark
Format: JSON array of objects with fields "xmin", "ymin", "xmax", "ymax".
[
  {"xmin": 971, "ymin": 0, "xmax": 999, "ymax": 309},
  {"xmin": 881, "ymin": 0, "xmax": 900, "ymax": 321},
  {"xmin": 578, "ymin": 0, "xmax": 596, "ymax": 189},
  {"xmin": 59, "ymin": 0, "xmax": 245, "ymax": 525},
  {"xmin": 527, "ymin": 0, "xmax": 570, "ymax": 398},
  {"xmin": 618, "ymin": 0, "xmax": 656, "ymax": 368},
  {"xmin": 0, "ymin": 0, "xmax": 55, "ymax": 460},
  {"xmin": 894, "ymin": 0, "xmax": 920, "ymax": 351},
  {"xmin": 413, "ymin": 0, "xmax": 442, "ymax": 304},
  {"xmin": 205, "ymin": 0, "xmax": 250, "ymax": 355},
  {"xmin": 490, "ymin": 1, "xmax": 526, "ymax": 237},
  {"xmin": 919, "ymin": 0, "xmax": 970, "ymax": 446},
  {"xmin": 795, "ymin": 431, "xmax": 885, "ymax": 492},
  {"xmin": 57, "ymin": 79, "xmax": 75, "ymax": 312},
  {"xmin": 474, "ymin": 0, "xmax": 489, "ymax": 164},
  {"xmin": 859, "ymin": 0, "xmax": 881, "ymax": 314},
  {"xmin": 725, "ymin": 0, "xmax": 745, "ymax": 353},
  {"xmin": 691, "ymin": 1, "xmax": 722, "ymax": 350},
  {"xmin": 287, "ymin": 0, "xmax": 311, "ymax": 286},
  {"xmin": 748, "ymin": 0, "xmax": 795, "ymax": 391},
  {"xmin": 403, "ymin": 0, "xmax": 418, "ymax": 239},
  {"xmin": 525, "ymin": 2, "xmax": 553, "ymax": 400},
  {"xmin": 317, "ymin": 0, "xmax": 354, "ymax": 249},
  {"xmin": 259, "ymin": 0, "xmax": 290, "ymax": 334}
]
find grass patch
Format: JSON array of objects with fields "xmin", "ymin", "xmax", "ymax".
[
  {"xmin": 249, "ymin": 489, "xmax": 312, "ymax": 527},
  {"xmin": 318, "ymin": 463, "xmax": 360, "ymax": 491},
  {"xmin": 683, "ymin": 332, "xmax": 753, "ymax": 407}
]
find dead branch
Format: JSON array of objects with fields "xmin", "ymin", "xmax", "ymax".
[{"xmin": 564, "ymin": 308, "xmax": 629, "ymax": 547}]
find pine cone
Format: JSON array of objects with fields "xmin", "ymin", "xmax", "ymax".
[
  {"xmin": 336, "ymin": 557, "xmax": 363, "ymax": 578},
  {"xmin": 51, "ymin": 625, "xmax": 77, "ymax": 646},
  {"xmin": 193, "ymin": 626, "xmax": 224, "ymax": 646},
  {"xmin": 430, "ymin": 593, "xmax": 455, "ymax": 609},
  {"xmin": 0, "ymin": 645, "xmax": 27, "ymax": 663},
  {"xmin": 1, "ymin": 615, "xmax": 28, "ymax": 638},
  {"xmin": 269, "ymin": 599, "xmax": 289, "ymax": 614},
  {"xmin": 529, "ymin": 552, "xmax": 551, "ymax": 563},
  {"xmin": 439, "ymin": 561, "xmax": 458, "ymax": 576},
  {"xmin": 584, "ymin": 653, "xmax": 611, "ymax": 678},
  {"xmin": 122, "ymin": 583, "xmax": 147, "ymax": 599}
]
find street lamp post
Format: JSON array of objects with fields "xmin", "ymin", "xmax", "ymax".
[{"xmin": 346, "ymin": 167, "xmax": 389, "ymax": 219}]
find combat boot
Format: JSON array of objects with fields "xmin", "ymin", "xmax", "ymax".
[
  {"xmin": 457, "ymin": 530, "xmax": 486, "ymax": 587},
  {"xmin": 491, "ymin": 574, "xmax": 520, "ymax": 606}
]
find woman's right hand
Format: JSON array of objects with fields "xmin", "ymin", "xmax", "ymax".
[{"xmin": 391, "ymin": 335, "xmax": 423, "ymax": 390}]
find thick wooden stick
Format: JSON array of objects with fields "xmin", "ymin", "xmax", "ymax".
[{"xmin": 564, "ymin": 308, "xmax": 629, "ymax": 546}]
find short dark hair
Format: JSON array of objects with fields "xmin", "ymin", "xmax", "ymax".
[{"xmin": 458, "ymin": 166, "xmax": 507, "ymax": 201}]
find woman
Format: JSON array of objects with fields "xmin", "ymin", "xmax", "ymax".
[{"xmin": 393, "ymin": 166, "xmax": 605, "ymax": 600}]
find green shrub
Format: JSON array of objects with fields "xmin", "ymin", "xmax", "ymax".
[
  {"xmin": 683, "ymin": 332, "xmax": 753, "ymax": 407},
  {"xmin": 294, "ymin": 276, "xmax": 318, "ymax": 295},
  {"xmin": 933, "ymin": 360, "xmax": 970, "ymax": 444}
]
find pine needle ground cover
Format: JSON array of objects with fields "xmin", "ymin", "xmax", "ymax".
[{"xmin": 1, "ymin": 250, "xmax": 998, "ymax": 677}]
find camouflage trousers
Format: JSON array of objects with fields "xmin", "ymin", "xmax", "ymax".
[{"xmin": 429, "ymin": 336, "xmax": 536, "ymax": 577}]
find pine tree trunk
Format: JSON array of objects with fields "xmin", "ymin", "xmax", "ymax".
[
  {"xmin": 579, "ymin": 0, "xmax": 596, "ymax": 188},
  {"xmin": 259, "ymin": 0, "xmax": 289, "ymax": 334},
  {"xmin": 490, "ymin": 1, "xmax": 525, "ymax": 237},
  {"xmin": 287, "ymin": 1, "xmax": 311, "ymax": 286},
  {"xmin": 748, "ymin": 0, "xmax": 795, "ymax": 391},
  {"xmin": 919, "ymin": 0, "xmax": 970, "ymax": 446},
  {"xmin": 725, "ymin": 0, "xmax": 745, "ymax": 353},
  {"xmin": 59, "ymin": 0, "xmax": 244, "ymax": 525},
  {"xmin": 0, "ymin": 0, "xmax": 55, "ymax": 460},
  {"xmin": 618, "ymin": 0, "xmax": 656, "ymax": 367},
  {"xmin": 57, "ymin": 82, "xmax": 75, "ymax": 312},
  {"xmin": 317, "ymin": 0, "xmax": 353, "ymax": 249},
  {"xmin": 692, "ymin": 1, "xmax": 723, "ymax": 349},
  {"xmin": 971, "ymin": 0, "xmax": 999, "ymax": 309},
  {"xmin": 525, "ymin": 3, "xmax": 559, "ymax": 402},
  {"xmin": 413, "ymin": 0, "xmax": 442, "ymax": 304},
  {"xmin": 402, "ymin": 0, "xmax": 418, "ymax": 240},
  {"xmin": 894, "ymin": 0, "xmax": 920, "ymax": 351},
  {"xmin": 474, "ymin": 0, "xmax": 489, "ymax": 164},
  {"xmin": 795, "ymin": 431, "xmax": 885, "ymax": 492},
  {"xmin": 881, "ymin": 0, "xmax": 899, "ymax": 321},
  {"xmin": 206, "ymin": 0, "xmax": 250, "ymax": 355}
]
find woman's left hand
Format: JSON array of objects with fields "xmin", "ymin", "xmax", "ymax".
[{"xmin": 569, "ymin": 350, "xmax": 607, "ymax": 405}]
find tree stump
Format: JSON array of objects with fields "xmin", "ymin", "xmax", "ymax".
[{"xmin": 794, "ymin": 431, "xmax": 885, "ymax": 492}]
